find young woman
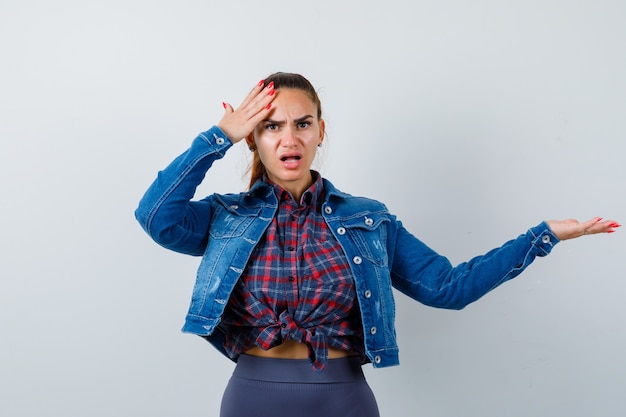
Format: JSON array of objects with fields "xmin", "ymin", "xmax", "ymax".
[{"xmin": 135, "ymin": 72, "xmax": 619, "ymax": 417}]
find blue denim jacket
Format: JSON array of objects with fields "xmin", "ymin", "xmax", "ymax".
[{"xmin": 135, "ymin": 126, "xmax": 559, "ymax": 368}]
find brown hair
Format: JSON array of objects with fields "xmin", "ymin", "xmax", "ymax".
[{"xmin": 248, "ymin": 72, "xmax": 323, "ymax": 189}]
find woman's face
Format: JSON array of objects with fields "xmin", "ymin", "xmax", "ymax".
[{"xmin": 251, "ymin": 88, "xmax": 325, "ymax": 199}]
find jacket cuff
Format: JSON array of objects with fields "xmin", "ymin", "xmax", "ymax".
[
  {"xmin": 196, "ymin": 125, "xmax": 233, "ymax": 157},
  {"xmin": 529, "ymin": 221, "xmax": 560, "ymax": 256}
]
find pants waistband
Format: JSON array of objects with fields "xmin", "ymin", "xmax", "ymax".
[{"xmin": 233, "ymin": 354, "xmax": 364, "ymax": 383}]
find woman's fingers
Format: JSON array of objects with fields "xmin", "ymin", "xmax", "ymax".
[
  {"xmin": 217, "ymin": 80, "xmax": 276, "ymax": 142},
  {"xmin": 242, "ymin": 81, "xmax": 275, "ymax": 118},
  {"xmin": 238, "ymin": 79, "xmax": 267, "ymax": 109},
  {"xmin": 581, "ymin": 217, "xmax": 603, "ymax": 234},
  {"xmin": 587, "ymin": 218, "xmax": 621, "ymax": 235}
]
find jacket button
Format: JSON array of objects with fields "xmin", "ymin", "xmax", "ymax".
[
  {"xmin": 374, "ymin": 355, "xmax": 382, "ymax": 364},
  {"xmin": 216, "ymin": 137, "xmax": 225, "ymax": 145},
  {"xmin": 364, "ymin": 217, "xmax": 374, "ymax": 226},
  {"xmin": 364, "ymin": 290, "xmax": 372, "ymax": 298},
  {"xmin": 370, "ymin": 326, "xmax": 377, "ymax": 335},
  {"xmin": 337, "ymin": 227, "xmax": 346, "ymax": 235},
  {"xmin": 353, "ymin": 256, "xmax": 362, "ymax": 265},
  {"xmin": 542, "ymin": 235, "xmax": 551, "ymax": 244},
  {"xmin": 324, "ymin": 206, "xmax": 333, "ymax": 214}
]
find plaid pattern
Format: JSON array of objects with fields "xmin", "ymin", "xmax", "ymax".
[{"xmin": 222, "ymin": 173, "xmax": 364, "ymax": 371}]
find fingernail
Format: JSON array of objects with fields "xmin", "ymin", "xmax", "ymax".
[
  {"xmin": 610, "ymin": 223, "xmax": 621, "ymax": 228},
  {"xmin": 266, "ymin": 103, "xmax": 272, "ymax": 110},
  {"xmin": 269, "ymin": 89, "xmax": 275, "ymax": 96},
  {"xmin": 607, "ymin": 230, "xmax": 615, "ymax": 233},
  {"xmin": 222, "ymin": 102, "xmax": 227, "ymax": 109},
  {"xmin": 596, "ymin": 217, "xmax": 603, "ymax": 222},
  {"xmin": 258, "ymin": 79, "xmax": 264, "ymax": 87},
  {"xmin": 267, "ymin": 81, "xmax": 274, "ymax": 89}
]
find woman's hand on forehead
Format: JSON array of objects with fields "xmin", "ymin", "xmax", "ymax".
[{"xmin": 218, "ymin": 80, "xmax": 276, "ymax": 143}]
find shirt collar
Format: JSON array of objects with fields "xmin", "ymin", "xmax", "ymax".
[{"xmin": 263, "ymin": 170, "xmax": 324, "ymax": 207}]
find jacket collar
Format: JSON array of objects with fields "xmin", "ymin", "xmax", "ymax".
[{"xmin": 243, "ymin": 173, "xmax": 352, "ymax": 207}]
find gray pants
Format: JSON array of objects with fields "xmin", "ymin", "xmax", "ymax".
[{"xmin": 220, "ymin": 354, "xmax": 380, "ymax": 417}]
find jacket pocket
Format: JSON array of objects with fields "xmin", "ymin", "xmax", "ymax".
[{"xmin": 342, "ymin": 213, "xmax": 390, "ymax": 266}]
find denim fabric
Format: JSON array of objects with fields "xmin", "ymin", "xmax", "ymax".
[{"xmin": 135, "ymin": 125, "xmax": 560, "ymax": 368}]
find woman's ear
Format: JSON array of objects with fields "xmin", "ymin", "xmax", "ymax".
[
  {"xmin": 245, "ymin": 134, "xmax": 256, "ymax": 151},
  {"xmin": 318, "ymin": 119, "xmax": 326, "ymax": 146}
]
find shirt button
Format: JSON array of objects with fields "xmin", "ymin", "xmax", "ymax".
[
  {"xmin": 287, "ymin": 246, "xmax": 295, "ymax": 251},
  {"xmin": 229, "ymin": 205, "xmax": 238, "ymax": 210},
  {"xmin": 364, "ymin": 290, "xmax": 372, "ymax": 298},
  {"xmin": 542, "ymin": 235, "xmax": 551, "ymax": 244},
  {"xmin": 281, "ymin": 323, "xmax": 287, "ymax": 328},
  {"xmin": 365, "ymin": 217, "xmax": 374, "ymax": 226},
  {"xmin": 353, "ymin": 256, "xmax": 362, "ymax": 265},
  {"xmin": 337, "ymin": 227, "xmax": 346, "ymax": 235},
  {"xmin": 374, "ymin": 355, "xmax": 382, "ymax": 364},
  {"xmin": 324, "ymin": 206, "xmax": 333, "ymax": 214},
  {"xmin": 370, "ymin": 326, "xmax": 377, "ymax": 335}
]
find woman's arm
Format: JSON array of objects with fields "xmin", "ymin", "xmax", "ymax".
[
  {"xmin": 391, "ymin": 218, "xmax": 619, "ymax": 309},
  {"xmin": 134, "ymin": 126, "xmax": 233, "ymax": 256},
  {"xmin": 135, "ymin": 80, "xmax": 277, "ymax": 255}
]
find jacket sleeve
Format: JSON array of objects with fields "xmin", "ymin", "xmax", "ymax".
[
  {"xmin": 390, "ymin": 221, "xmax": 559, "ymax": 309},
  {"xmin": 134, "ymin": 126, "xmax": 233, "ymax": 256}
]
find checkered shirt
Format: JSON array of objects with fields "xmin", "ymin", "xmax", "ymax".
[{"xmin": 222, "ymin": 173, "xmax": 364, "ymax": 371}]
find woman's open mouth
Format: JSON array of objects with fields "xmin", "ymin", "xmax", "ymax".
[
  {"xmin": 280, "ymin": 155, "xmax": 301, "ymax": 162},
  {"xmin": 279, "ymin": 154, "xmax": 303, "ymax": 169}
]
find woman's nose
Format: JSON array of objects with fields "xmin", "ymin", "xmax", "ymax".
[{"xmin": 280, "ymin": 127, "xmax": 297, "ymax": 147}]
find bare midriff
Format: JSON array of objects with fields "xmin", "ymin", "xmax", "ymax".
[{"xmin": 245, "ymin": 339, "xmax": 352, "ymax": 359}]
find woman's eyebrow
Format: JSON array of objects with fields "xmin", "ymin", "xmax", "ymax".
[
  {"xmin": 294, "ymin": 115, "xmax": 313, "ymax": 123},
  {"xmin": 263, "ymin": 115, "xmax": 314, "ymax": 124},
  {"xmin": 263, "ymin": 118, "xmax": 284, "ymax": 125}
]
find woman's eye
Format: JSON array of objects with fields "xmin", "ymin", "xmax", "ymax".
[
  {"xmin": 298, "ymin": 122, "xmax": 310, "ymax": 129},
  {"xmin": 265, "ymin": 124, "xmax": 278, "ymax": 131}
]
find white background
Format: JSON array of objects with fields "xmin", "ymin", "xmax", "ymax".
[{"xmin": 1, "ymin": 1, "xmax": 624, "ymax": 416}]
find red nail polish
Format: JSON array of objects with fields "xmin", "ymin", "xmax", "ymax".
[
  {"xmin": 258, "ymin": 79, "xmax": 264, "ymax": 87},
  {"xmin": 266, "ymin": 103, "xmax": 272, "ymax": 110},
  {"xmin": 267, "ymin": 81, "xmax": 274, "ymax": 89},
  {"xmin": 596, "ymin": 217, "xmax": 603, "ymax": 222},
  {"xmin": 222, "ymin": 102, "xmax": 227, "ymax": 109},
  {"xmin": 269, "ymin": 89, "xmax": 275, "ymax": 96}
]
